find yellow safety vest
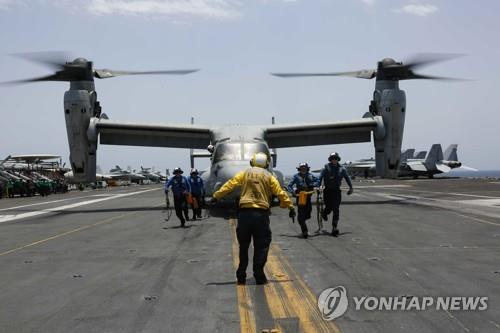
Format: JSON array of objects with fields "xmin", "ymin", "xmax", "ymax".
[{"xmin": 213, "ymin": 167, "xmax": 293, "ymax": 210}]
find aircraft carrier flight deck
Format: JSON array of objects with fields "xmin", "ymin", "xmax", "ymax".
[{"xmin": 0, "ymin": 177, "xmax": 499, "ymax": 333}]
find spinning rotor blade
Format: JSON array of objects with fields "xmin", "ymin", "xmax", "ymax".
[
  {"xmin": 402, "ymin": 72, "xmax": 465, "ymax": 81},
  {"xmin": 4, "ymin": 51, "xmax": 199, "ymax": 84},
  {"xmin": 272, "ymin": 53, "xmax": 464, "ymax": 81},
  {"xmin": 10, "ymin": 51, "xmax": 71, "ymax": 70},
  {"xmin": 272, "ymin": 69, "xmax": 376, "ymax": 79},
  {"xmin": 402, "ymin": 53, "xmax": 464, "ymax": 70},
  {"xmin": 94, "ymin": 69, "xmax": 199, "ymax": 79},
  {"xmin": 397, "ymin": 53, "xmax": 466, "ymax": 81},
  {"xmin": 2, "ymin": 73, "xmax": 82, "ymax": 85}
]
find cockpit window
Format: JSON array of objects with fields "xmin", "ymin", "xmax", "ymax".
[
  {"xmin": 243, "ymin": 143, "xmax": 270, "ymax": 160},
  {"xmin": 213, "ymin": 143, "xmax": 270, "ymax": 163},
  {"xmin": 213, "ymin": 143, "xmax": 242, "ymax": 163}
]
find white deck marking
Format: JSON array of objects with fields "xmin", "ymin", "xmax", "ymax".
[
  {"xmin": 363, "ymin": 187, "xmax": 500, "ymax": 199},
  {"xmin": 455, "ymin": 198, "xmax": 500, "ymax": 207},
  {"xmin": 0, "ymin": 194, "xmax": 111, "ymax": 212},
  {"xmin": 0, "ymin": 188, "xmax": 159, "ymax": 224}
]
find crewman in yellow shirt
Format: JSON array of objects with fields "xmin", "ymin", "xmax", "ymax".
[{"xmin": 212, "ymin": 152, "xmax": 296, "ymax": 285}]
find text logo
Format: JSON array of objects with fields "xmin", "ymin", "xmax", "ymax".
[{"xmin": 317, "ymin": 286, "xmax": 348, "ymax": 320}]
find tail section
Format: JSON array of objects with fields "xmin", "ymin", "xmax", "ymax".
[
  {"xmin": 415, "ymin": 151, "xmax": 427, "ymax": 159},
  {"xmin": 401, "ymin": 149, "xmax": 415, "ymax": 162},
  {"xmin": 443, "ymin": 144, "xmax": 458, "ymax": 161},
  {"xmin": 425, "ymin": 144, "xmax": 444, "ymax": 165},
  {"xmin": 405, "ymin": 149, "xmax": 415, "ymax": 160}
]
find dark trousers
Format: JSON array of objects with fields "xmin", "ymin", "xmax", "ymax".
[
  {"xmin": 296, "ymin": 196, "xmax": 312, "ymax": 233},
  {"xmin": 236, "ymin": 209, "xmax": 271, "ymax": 282},
  {"xmin": 191, "ymin": 193, "xmax": 202, "ymax": 218},
  {"xmin": 173, "ymin": 195, "xmax": 189, "ymax": 224},
  {"xmin": 323, "ymin": 188, "xmax": 342, "ymax": 228}
]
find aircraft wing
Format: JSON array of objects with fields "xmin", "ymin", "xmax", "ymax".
[
  {"xmin": 95, "ymin": 120, "xmax": 212, "ymax": 149},
  {"xmin": 406, "ymin": 161, "xmax": 428, "ymax": 172},
  {"xmin": 9, "ymin": 154, "xmax": 61, "ymax": 163},
  {"xmin": 264, "ymin": 118, "xmax": 378, "ymax": 148},
  {"xmin": 346, "ymin": 163, "xmax": 375, "ymax": 170},
  {"xmin": 435, "ymin": 163, "xmax": 451, "ymax": 173}
]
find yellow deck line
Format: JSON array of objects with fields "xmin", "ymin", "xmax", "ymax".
[
  {"xmin": 265, "ymin": 244, "xmax": 342, "ymax": 333},
  {"xmin": 230, "ymin": 219, "xmax": 257, "ymax": 333},
  {"xmin": 229, "ymin": 218, "xmax": 342, "ymax": 333}
]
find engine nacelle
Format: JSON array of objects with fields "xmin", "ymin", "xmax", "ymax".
[
  {"xmin": 373, "ymin": 86, "xmax": 406, "ymax": 178},
  {"xmin": 64, "ymin": 90, "xmax": 97, "ymax": 183}
]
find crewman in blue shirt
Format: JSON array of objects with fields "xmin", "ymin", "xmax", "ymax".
[
  {"xmin": 287, "ymin": 162, "xmax": 319, "ymax": 238},
  {"xmin": 318, "ymin": 152, "xmax": 353, "ymax": 237},
  {"xmin": 188, "ymin": 168, "xmax": 205, "ymax": 220},
  {"xmin": 165, "ymin": 167, "xmax": 191, "ymax": 227}
]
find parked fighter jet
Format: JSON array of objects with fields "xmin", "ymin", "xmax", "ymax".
[
  {"xmin": 138, "ymin": 167, "xmax": 162, "ymax": 183},
  {"xmin": 5, "ymin": 53, "xmax": 462, "ymax": 202},
  {"xmin": 345, "ymin": 144, "xmax": 475, "ymax": 178},
  {"xmin": 345, "ymin": 148, "xmax": 415, "ymax": 178},
  {"xmin": 151, "ymin": 170, "xmax": 168, "ymax": 181},
  {"xmin": 108, "ymin": 165, "xmax": 146, "ymax": 184},
  {"xmin": 400, "ymin": 144, "xmax": 476, "ymax": 178},
  {"xmin": 64, "ymin": 170, "xmax": 111, "ymax": 183}
]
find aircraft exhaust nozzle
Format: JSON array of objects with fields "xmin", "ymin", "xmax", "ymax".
[{"xmin": 64, "ymin": 90, "xmax": 97, "ymax": 183}]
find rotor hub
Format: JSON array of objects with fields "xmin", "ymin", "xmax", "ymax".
[
  {"xmin": 381, "ymin": 58, "xmax": 396, "ymax": 66},
  {"xmin": 71, "ymin": 57, "xmax": 89, "ymax": 65}
]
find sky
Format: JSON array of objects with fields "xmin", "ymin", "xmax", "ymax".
[{"xmin": 0, "ymin": 0, "xmax": 499, "ymax": 176}]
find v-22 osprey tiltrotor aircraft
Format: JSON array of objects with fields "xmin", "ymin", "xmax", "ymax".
[{"xmin": 5, "ymin": 52, "xmax": 462, "ymax": 199}]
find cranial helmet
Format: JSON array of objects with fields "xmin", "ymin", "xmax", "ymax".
[
  {"xmin": 250, "ymin": 152, "xmax": 270, "ymax": 169},
  {"xmin": 328, "ymin": 152, "xmax": 341, "ymax": 162},
  {"xmin": 190, "ymin": 168, "xmax": 198, "ymax": 175},
  {"xmin": 297, "ymin": 162, "xmax": 310, "ymax": 171},
  {"xmin": 173, "ymin": 167, "xmax": 184, "ymax": 174}
]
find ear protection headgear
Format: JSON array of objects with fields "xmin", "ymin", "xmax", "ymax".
[
  {"xmin": 250, "ymin": 152, "xmax": 270, "ymax": 168},
  {"xmin": 297, "ymin": 162, "xmax": 310, "ymax": 171},
  {"xmin": 328, "ymin": 152, "xmax": 341, "ymax": 162}
]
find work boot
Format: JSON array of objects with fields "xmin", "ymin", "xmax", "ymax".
[
  {"xmin": 236, "ymin": 271, "xmax": 246, "ymax": 285},
  {"xmin": 302, "ymin": 231, "xmax": 309, "ymax": 239},
  {"xmin": 255, "ymin": 276, "xmax": 268, "ymax": 285},
  {"xmin": 254, "ymin": 271, "xmax": 268, "ymax": 285},
  {"xmin": 331, "ymin": 228, "xmax": 339, "ymax": 237},
  {"xmin": 180, "ymin": 219, "xmax": 186, "ymax": 228},
  {"xmin": 321, "ymin": 211, "xmax": 328, "ymax": 221}
]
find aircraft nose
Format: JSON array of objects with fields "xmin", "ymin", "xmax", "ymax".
[
  {"xmin": 216, "ymin": 164, "xmax": 248, "ymax": 185},
  {"xmin": 212, "ymin": 162, "xmax": 249, "ymax": 195}
]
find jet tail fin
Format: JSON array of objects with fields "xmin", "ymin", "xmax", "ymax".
[
  {"xmin": 401, "ymin": 149, "xmax": 415, "ymax": 162},
  {"xmin": 405, "ymin": 149, "xmax": 415, "ymax": 160},
  {"xmin": 444, "ymin": 144, "xmax": 458, "ymax": 161},
  {"xmin": 0, "ymin": 155, "xmax": 11, "ymax": 167},
  {"xmin": 415, "ymin": 151, "xmax": 427, "ymax": 159},
  {"xmin": 425, "ymin": 144, "xmax": 444, "ymax": 165}
]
